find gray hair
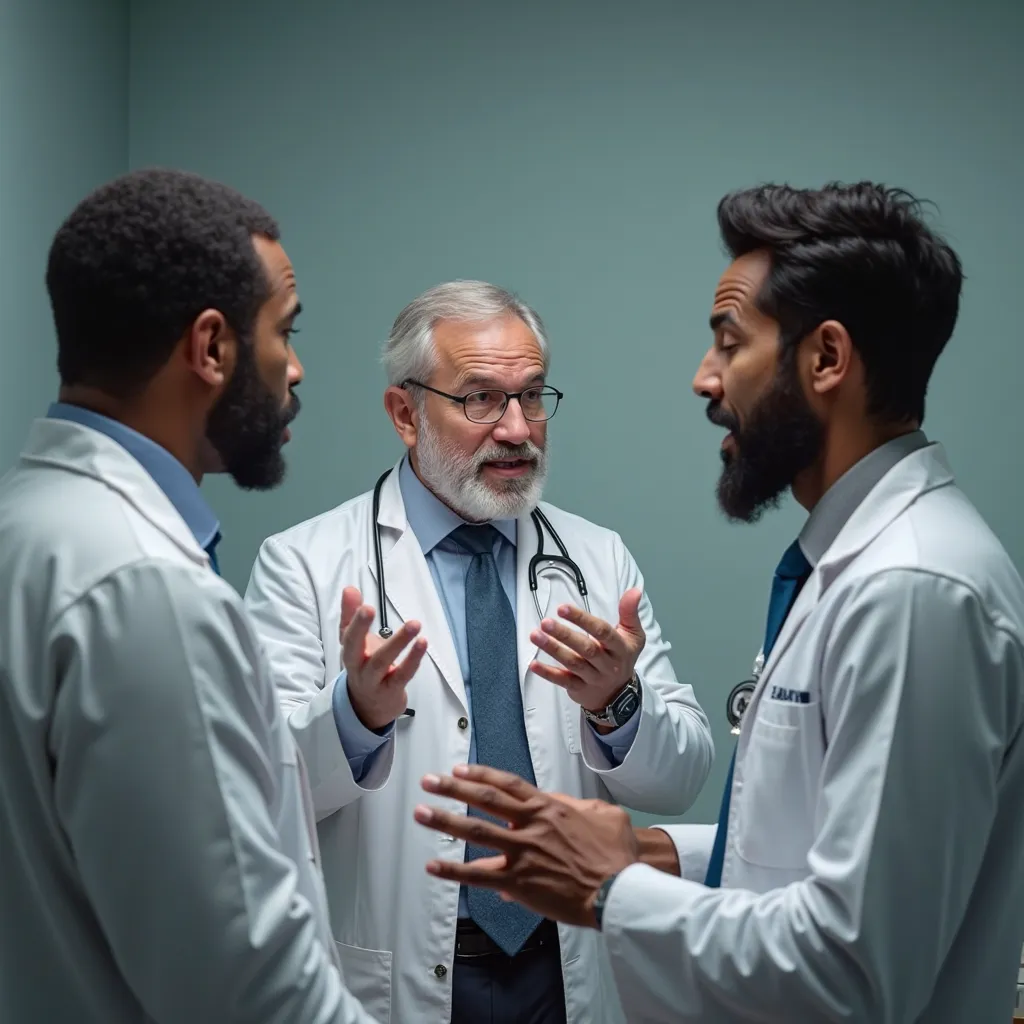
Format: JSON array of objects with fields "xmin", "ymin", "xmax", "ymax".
[{"xmin": 382, "ymin": 280, "xmax": 550, "ymax": 389}]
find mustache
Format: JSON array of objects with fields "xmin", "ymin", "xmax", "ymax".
[
  {"xmin": 706, "ymin": 401, "xmax": 739, "ymax": 434},
  {"xmin": 473, "ymin": 440, "xmax": 542, "ymax": 465},
  {"xmin": 284, "ymin": 390, "xmax": 301, "ymax": 423}
]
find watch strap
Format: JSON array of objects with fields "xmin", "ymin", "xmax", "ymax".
[
  {"xmin": 583, "ymin": 673, "xmax": 641, "ymax": 728},
  {"xmin": 593, "ymin": 872, "xmax": 619, "ymax": 930}
]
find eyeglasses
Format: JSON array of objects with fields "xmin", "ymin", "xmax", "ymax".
[{"xmin": 402, "ymin": 380, "xmax": 563, "ymax": 424}]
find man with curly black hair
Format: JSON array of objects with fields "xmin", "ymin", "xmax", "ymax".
[
  {"xmin": 414, "ymin": 182, "xmax": 1024, "ymax": 1023},
  {"xmin": 0, "ymin": 168, "xmax": 377, "ymax": 1024}
]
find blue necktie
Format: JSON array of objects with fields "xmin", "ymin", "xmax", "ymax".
[
  {"xmin": 206, "ymin": 531, "xmax": 222, "ymax": 576},
  {"xmin": 453, "ymin": 524, "xmax": 542, "ymax": 955},
  {"xmin": 704, "ymin": 539, "xmax": 812, "ymax": 888}
]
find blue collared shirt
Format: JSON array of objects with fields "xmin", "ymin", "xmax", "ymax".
[
  {"xmin": 332, "ymin": 457, "xmax": 640, "ymax": 774},
  {"xmin": 332, "ymin": 457, "xmax": 640, "ymax": 917},
  {"xmin": 46, "ymin": 403, "xmax": 221, "ymax": 557}
]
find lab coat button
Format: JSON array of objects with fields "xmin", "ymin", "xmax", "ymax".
[
  {"xmin": 434, "ymin": 964, "xmax": 448, "ymax": 978},
  {"xmin": 457, "ymin": 716, "xmax": 469, "ymax": 730}
]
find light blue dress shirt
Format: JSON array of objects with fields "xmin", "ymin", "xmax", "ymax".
[
  {"xmin": 332, "ymin": 457, "xmax": 641, "ymax": 917},
  {"xmin": 332, "ymin": 457, "xmax": 641, "ymax": 775},
  {"xmin": 45, "ymin": 403, "xmax": 221, "ymax": 553}
]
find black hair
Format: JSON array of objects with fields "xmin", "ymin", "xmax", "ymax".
[
  {"xmin": 717, "ymin": 181, "xmax": 963, "ymax": 424},
  {"xmin": 47, "ymin": 167, "xmax": 280, "ymax": 397}
]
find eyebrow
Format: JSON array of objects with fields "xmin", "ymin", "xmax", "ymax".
[
  {"xmin": 710, "ymin": 311, "xmax": 738, "ymax": 331},
  {"xmin": 453, "ymin": 371, "xmax": 546, "ymax": 392}
]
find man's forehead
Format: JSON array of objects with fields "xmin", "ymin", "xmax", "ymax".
[
  {"xmin": 712, "ymin": 251, "xmax": 770, "ymax": 313},
  {"xmin": 253, "ymin": 235, "xmax": 295, "ymax": 293},
  {"xmin": 436, "ymin": 317, "xmax": 542, "ymax": 361}
]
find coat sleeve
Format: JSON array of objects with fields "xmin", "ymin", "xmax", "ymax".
[
  {"xmin": 579, "ymin": 532, "xmax": 714, "ymax": 814},
  {"xmin": 244, "ymin": 534, "xmax": 395, "ymax": 821},
  {"xmin": 599, "ymin": 569, "xmax": 1023, "ymax": 1023},
  {"xmin": 651, "ymin": 823, "xmax": 717, "ymax": 882},
  {"xmin": 48, "ymin": 561, "xmax": 379, "ymax": 1024}
]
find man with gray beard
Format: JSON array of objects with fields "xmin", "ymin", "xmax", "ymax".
[{"xmin": 243, "ymin": 280, "xmax": 713, "ymax": 1024}]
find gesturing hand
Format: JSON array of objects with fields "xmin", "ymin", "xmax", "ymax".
[
  {"xmin": 340, "ymin": 586, "xmax": 427, "ymax": 731},
  {"xmin": 414, "ymin": 765, "xmax": 639, "ymax": 929},
  {"xmin": 529, "ymin": 587, "xmax": 645, "ymax": 716}
]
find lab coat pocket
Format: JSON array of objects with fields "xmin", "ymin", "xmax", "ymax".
[
  {"xmin": 334, "ymin": 941, "xmax": 393, "ymax": 1024},
  {"xmin": 734, "ymin": 703, "xmax": 819, "ymax": 870}
]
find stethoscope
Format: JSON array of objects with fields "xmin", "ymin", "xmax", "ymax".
[
  {"xmin": 726, "ymin": 651, "xmax": 764, "ymax": 734},
  {"xmin": 372, "ymin": 466, "xmax": 766, "ymax": 736},
  {"xmin": 370, "ymin": 467, "xmax": 591, "ymax": 644}
]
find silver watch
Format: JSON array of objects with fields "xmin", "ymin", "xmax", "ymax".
[{"xmin": 583, "ymin": 674, "xmax": 642, "ymax": 729}]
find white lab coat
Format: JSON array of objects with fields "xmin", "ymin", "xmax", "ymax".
[
  {"xmin": 0, "ymin": 418, "xmax": 376, "ymax": 1024},
  {"xmin": 243, "ymin": 461, "xmax": 714, "ymax": 1024},
  {"xmin": 600, "ymin": 443, "xmax": 1024, "ymax": 1023}
]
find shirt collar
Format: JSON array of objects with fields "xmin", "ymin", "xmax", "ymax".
[
  {"xmin": 799, "ymin": 429, "xmax": 931, "ymax": 566},
  {"xmin": 46, "ymin": 402, "xmax": 221, "ymax": 551},
  {"xmin": 398, "ymin": 455, "xmax": 517, "ymax": 554}
]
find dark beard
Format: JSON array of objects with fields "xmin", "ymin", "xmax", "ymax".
[
  {"xmin": 708, "ymin": 357, "xmax": 824, "ymax": 523},
  {"xmin": 205, "ymin": 340, "xmax": 300, "ymax": 490}
]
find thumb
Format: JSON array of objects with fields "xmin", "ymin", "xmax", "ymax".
[
  {"xmin": 340, "ymin": 586, "xmax": 363, "ymax": 632},
  {"xmin": 618, "ymin": 588, "xmax": 644, "ymax": 636}
]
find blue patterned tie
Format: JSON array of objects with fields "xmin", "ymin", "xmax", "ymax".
[
  {"xmin": 704, "ymin": 539, "xmax": 812, "ymax": 888},
  {"xmin": 205, "ymin": 531, "xmax": 222, "ymax": 576},
  {"xmin": 453, "ymin": 524, "xmax": 542, "ymax": 955}
]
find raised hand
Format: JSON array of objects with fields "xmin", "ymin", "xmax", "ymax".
[{"xmin": 340, "ymin": 586, "xmax": 428, "ymax": 730}]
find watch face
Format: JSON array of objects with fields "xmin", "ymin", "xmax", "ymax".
[{"xmin": 611, "ymin": 687, "xmax": 640, "ymax": 723}]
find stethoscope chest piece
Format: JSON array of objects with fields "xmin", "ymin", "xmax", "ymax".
[{"xmin": 727, "ymin": 679, "xmax": 756, "ymax": 735}]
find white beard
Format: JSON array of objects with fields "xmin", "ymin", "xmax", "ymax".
[{"xmin": 415, "ymin": 415, "xmax": 548, "ymax": 522}]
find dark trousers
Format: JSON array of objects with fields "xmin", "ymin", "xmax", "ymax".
[{"xmin": 451, "ymin": 921, "xmax": 567, "ymax": 1024}]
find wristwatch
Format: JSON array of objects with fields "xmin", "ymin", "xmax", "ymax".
[
  {"xmin": 583, "ymin": 673, "xmax": 642, "ymax": 729},
  {"xmin": 592, "ymin": 872, "xmax": 620, "ymax": 931}
]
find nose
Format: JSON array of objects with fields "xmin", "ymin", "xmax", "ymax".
[
  {"xmin": 692, "ymin": 349, "xmax": 722, "ymax": 401},
  {"xmin": 287, "ymin": 346, "xmax": 304, "ymax": 387},
  {"xmin": 492, "ymin": 396, "xmax": 531, "ymax": 445}
]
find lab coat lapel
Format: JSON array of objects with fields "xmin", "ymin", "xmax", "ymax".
[
  {"xmin": 741, "ymin": 443, "xmax": 955, "ymax": 737},
  {"xmin": 815, "ymin": 442, "xmax": 954, "ymax": 591},
  {"xmin": 367, "ymin": 464, "xmax": 468, "ymax": 712},
  {"xmin": 515, "ymin": 506, "xmax": 554, "ymax": 690}
]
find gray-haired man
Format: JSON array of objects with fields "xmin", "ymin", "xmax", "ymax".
[{"xmin": 244, "ymin": 280, "xmax": 713, "ymax": 1024}]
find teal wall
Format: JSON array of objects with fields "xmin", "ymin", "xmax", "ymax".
[
  {"xmin": 4, "ymin": 1, "xmax": 1021, "ymax": 827},
  {"xmin": 128, "ymin": 0, "xmax": 1024, "ymax": 825},
  {"xmin": 0, "ymin": 0, "xmax": 129, "ymax": 467}
]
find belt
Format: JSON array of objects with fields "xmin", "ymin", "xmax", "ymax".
[{"xmin": 454, "ymin": 918, "xmax": 559, "ymax": 960}]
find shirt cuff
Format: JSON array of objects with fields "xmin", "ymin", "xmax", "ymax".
[
  {"xmin": 331, "ymin": 671, "xmax": 394, "ymax": 780},
  {"xmin": 587, "ymin": 703, "xmax": 642, "ymax": 766}
]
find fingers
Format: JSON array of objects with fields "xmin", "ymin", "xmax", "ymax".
[
  {"xmin": 528, "ymin": 659, "xmax": 576, "ymax": 689},
  {"xmin": 339, "ymin": 587, "xmax": 364, "ymax": 637},
  {"xmin": 421, "ymin": 771, "xmax": 534, "ymax": 826},
  {"xmin": 383, "ymin": 636, "xmax": 429, "ymax": 688},
  {"xmin": 341, "ymin": 604, "xmax": 375, "ymax": 671},
  {"xmin": 555, "ymin": 604, "xmax": 621, "ymax": 649},
  {"xmin": 424, "ymin": 854, "xmax": 510, "ymax": 888},
  {"xmin": 365, "ymin": 619, "xmax": 423, "ymax": 676},
  {"xmin": 413, "ymin": 804, "xmax": 522, "ymax": 853},
  {"xmin": 617, "ymin": 588, "xmax": 645, "ymax": 637},
  {"xmin": 530, "ymin": 628, "xmax": 598, "ymax": 680},
  {"xmin": 437, "ymin": 763, "xmax": 543, "ymax": 802},
  {"xmin": 548, "ymin": 791, "xmax": 599, "ymax": 811},
  {"xmin": 535, "ymin": 617, "xmax": 603, "ymax": 662}
]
